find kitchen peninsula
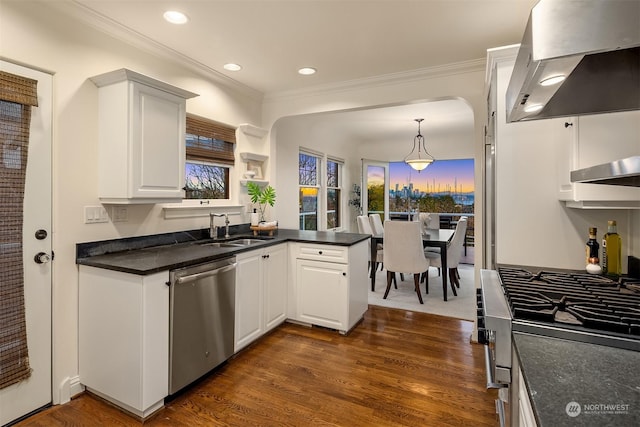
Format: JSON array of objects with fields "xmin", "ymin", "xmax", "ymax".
[{"xmin": 76, "ymin": 226, "xmax": 369, "ymax": 418}]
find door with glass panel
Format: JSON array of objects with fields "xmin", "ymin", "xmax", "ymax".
[
  {"xmin": 361, "ymin": 159, "xmax": 389, "ymax": 220},
  {"xmin": 0, "ymin": 61, "xmax": 53, "ymax": 425}
]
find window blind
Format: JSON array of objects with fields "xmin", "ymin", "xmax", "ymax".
[{"xmin": 185, "ymin": 114, "xmax": 236, "ymax": 165}]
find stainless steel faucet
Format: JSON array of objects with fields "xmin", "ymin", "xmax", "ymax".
[{"xmin": 209, "ymin": 213, "xmax": 230, "ymax": 239}]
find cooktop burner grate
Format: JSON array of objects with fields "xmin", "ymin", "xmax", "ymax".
[{"xmin": 498, "ymin": 267, "xmax": 640, "ymax": 335}]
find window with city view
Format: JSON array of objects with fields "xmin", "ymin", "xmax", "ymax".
[{"xmin": 368, "ymin": 159, "xmax": 474, "ymax": 230}]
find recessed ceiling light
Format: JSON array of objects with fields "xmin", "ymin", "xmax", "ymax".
[
  {"xmin": 524, "ymin": 104, "xmax": 544, "ymax": 113},
  {"xmin": 298, "ymin": 67, "xmax": 317, "ymax": 76},
  {"xmin": 224, "ymin": 63, "xmax": 242, "ymax": 71},
  {"xmin": 163, "ymin": 11, "xmax": 189, "ymax": 24},
  {"xmin": 540, "ymin": 75, "xmax": 566, "ymax": 86}
]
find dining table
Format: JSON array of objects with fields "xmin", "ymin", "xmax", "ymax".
[{"xmin": 370, "ymin": 228, "xmax": 456, "ymax": 301}]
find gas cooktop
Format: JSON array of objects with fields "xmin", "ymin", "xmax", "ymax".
[{"xmin": 498, "ymin": 267, "xmax": 640, "ymax": 341}]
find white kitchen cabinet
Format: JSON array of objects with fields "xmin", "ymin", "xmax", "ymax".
[
  {"xmin": 234, "ymin": 243, "xmax": 287, "ymax": 352},
  {"xmin": 90, "ymin": 69, "xmax": 198, "ymax": 204},
  {"xmin": 516, "ymin": 368, "xmax": 537, "ymax": 427},
  {"xmin": 78, "ymin": 266, "xmax": 169, "ymax": 418},
  {"xmin": 291, "ymin": 241, "xmax": 368, "ymax": 334},
  {"xmin": 557, "ymin": 110, "xmax": 640, "ymax": 209}
]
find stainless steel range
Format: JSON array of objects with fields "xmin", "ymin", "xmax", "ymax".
[{"xmin": 477, "ymin": 266, "xmax": 640, "ymax": 425}]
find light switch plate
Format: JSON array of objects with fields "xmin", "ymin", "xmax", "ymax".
[{"xmin": 84, "ymin": 206, "xmax": 109, "ymax": 224}]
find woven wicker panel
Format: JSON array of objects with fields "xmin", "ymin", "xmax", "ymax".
[
  {"xmin": 186, "ymin": 114, "xmax": 235, "ymax": 165},
  {"xmin": 0, "ymin": 71, "xmax": 38, "ymax": 107},
  {"xmin": 0, "ymin": 96, "xmax": 32, "ymax": 389}
]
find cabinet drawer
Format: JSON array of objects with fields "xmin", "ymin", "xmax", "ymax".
[{"xmin": 295, "ymin": 244, "xmax": 348, "ymax": 264}]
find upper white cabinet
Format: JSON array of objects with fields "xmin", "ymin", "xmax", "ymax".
[
  {"xmin": 557, "ymin": 111, "xmax": 640, "ymax": 209},
  {"xmin": 91, "ymin": 69, "xmax": 198, "ymax": 204}
]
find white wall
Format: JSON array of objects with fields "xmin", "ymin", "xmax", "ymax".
[
  {"xmin": 492, "ymin": 49, "xmax": 636, "ymax": 270},
  {"xmin": 1, "ymin": 1, "xmax": 262, "ymax": 404},
  {"xmin": 264, "ymin": 62, "xmax": 487, "ymax": 270}
]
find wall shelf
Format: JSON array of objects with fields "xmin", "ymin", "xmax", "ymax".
[
  {"xmin": 240, "ymin": 179, "xmax": 269, "ymax": 187},
  {"xmin": 240, "ymin": 152, "xmax": 268, "ymax": 163}
]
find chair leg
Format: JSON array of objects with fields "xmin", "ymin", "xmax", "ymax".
[
  {"xmin": 424, "ymin": 271, "xmax": 429, "ymax": 294},
  {"xmin": 413, "ymin": 273, "xmax": 424, "ymax": 304},
  {"xmin": 400, "ymin": 273, "xmax": 405, "ymax": 281},
  {"xmin": 448, "ymin": 269, "xmax": 458, "ymax": 296},
  {"xmin": 384, "ymin": 271, "xmax": 394, "ymax": 299},
  {"xmin": 392, "ymin": 272, "xmax": 398, "ymax": 289}
]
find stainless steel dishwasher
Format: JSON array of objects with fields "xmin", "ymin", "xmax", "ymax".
[{"xmin": 169, "ymin": 256, "xmax": 236, "ymax": 394}]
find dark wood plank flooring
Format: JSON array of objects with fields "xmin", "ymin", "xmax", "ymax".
[{"xmin": 17, "ymin": 305, "xmax": 498, "ymax": 426}]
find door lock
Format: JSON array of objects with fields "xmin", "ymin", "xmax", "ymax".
[{"xmin": 34, "ymin": 252, "xmax": 51, "ymax": 264}]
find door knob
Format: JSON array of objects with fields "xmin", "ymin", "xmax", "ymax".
[{"xmin": 34, "ymin": 252, "xmax": 51, "ymax": 264}]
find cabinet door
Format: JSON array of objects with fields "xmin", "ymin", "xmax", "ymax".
[
  {"xmin": 130, "ymin": 83, "xmax": 186, "ymax": 200},
  {"xmin": 264, "ymin": 244, "xmax": 287, "ymax": 332},
  {"xmin": 234, "ymin": 251, "xmax": 263, "ymax": 352},
  {"xmin": 296, "ymin": 259, "xmax": 347, "ymax": 331}
]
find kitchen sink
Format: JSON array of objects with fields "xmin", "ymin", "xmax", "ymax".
[
  {"xmin": 198, "ymin": 237, "xmax": 271, "ymax": 248},
  {"xmin": 226, "ymin": 238, "xmax": 270, "ymax": 246},
  {"xmin": 199, "ymin": 242, "xmax": 244, "ymax": 248}
]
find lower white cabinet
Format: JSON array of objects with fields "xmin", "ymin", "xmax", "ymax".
[
  {"xmin": 78, "ymin": 265, "xmax": 169, "ymax": 418},
  {"xmin": 234, "ymin": 243, "xmax": 287, "ymax": 352},
  {"xmin": 296, "ymin": 258, "xmax": 348, "ymax": 330},
  {"xmin": 291, "ymin": 240, "xmax": 368, "ymax": 334},
  {"xmin": 517, "ymin": 368, "xmax": 537, "ymax": 427}
]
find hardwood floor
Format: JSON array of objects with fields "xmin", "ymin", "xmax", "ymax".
[{"xmin": 17, "ymin": 306, "xmax": 497, "ymax": 426}]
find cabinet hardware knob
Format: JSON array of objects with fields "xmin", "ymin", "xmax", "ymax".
[
  {"xmin": 342, "ymin": 272, "xmax": 347, "ymax": 276},
  {"xmin": 318, "ymin": 251, "xmax": 323, "ymax": 255}
]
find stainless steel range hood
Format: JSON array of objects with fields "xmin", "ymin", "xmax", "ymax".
[
  {"xmin": 571, "ymin": 156, "xmax": 640, "ymax": 187},
  {"xmin": 506, "ymin": 0, "xmax": 640, "ymax": 123}
]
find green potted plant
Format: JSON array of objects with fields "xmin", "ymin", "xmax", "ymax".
[{"xmin": 247, "ymin": 182, "xmax": 276, "ymax": 223}]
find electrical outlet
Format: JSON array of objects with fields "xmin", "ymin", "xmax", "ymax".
[
  {"xmin": 112, "ymin": 207, "xmax": 128, "ymax": 222},
  {"xmin": 84, "ymin": 206, "xmax": 109, "ymax": 224}
]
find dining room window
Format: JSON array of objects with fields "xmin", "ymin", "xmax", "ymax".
[
  {"xmin": 184, "ymin": 114, "xmax": 235, "ymax": 200},
  {"xmin": 326, "ymin": 158, "xmax": 342, "ymax": 230},
  {"xmin": 299, "ymin": 151, "xmax": 319, "ymax": 230}
]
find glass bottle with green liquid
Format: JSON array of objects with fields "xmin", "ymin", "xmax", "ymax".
[{"xmin": 602, "ymin": 220, "xmax": 622, "ymax": 276}]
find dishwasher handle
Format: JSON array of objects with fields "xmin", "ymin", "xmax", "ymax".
[{"xmin": 175, "ymin": 262, "xmax": 237, "ymax": 285}]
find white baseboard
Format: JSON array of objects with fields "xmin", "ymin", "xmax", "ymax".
[{"xmin": 56, "ymin": 375, "xmax": 84, "ymax": 404}]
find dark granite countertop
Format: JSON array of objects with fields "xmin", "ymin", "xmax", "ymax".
[
  {"xmin": 513, "ymin": 332, "xmax": 640, "ymax": 427},
  {"xmin": 76, "ymin": 227, "xmax": 369, "ymax": 275}
]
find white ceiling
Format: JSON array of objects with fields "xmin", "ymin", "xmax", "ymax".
[{"xmin": 68, "ymin": 0, "xmax": 536, "ymax": 146}]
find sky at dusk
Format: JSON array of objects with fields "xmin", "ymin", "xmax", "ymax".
[{"xmin": 388, "ymin": 159, "xmax": 474, "ymax": 193}]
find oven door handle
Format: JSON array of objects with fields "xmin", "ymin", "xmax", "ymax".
[
  {"xmin": 175, "ymin": 263, "xmax": 237, "ymax": 285},
  {"xmin": 484, "ymin": 345, "xmax": 508, "ymax": 389}
]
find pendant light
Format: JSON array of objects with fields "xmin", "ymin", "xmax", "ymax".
[{"xmin": 404, "ymin": 118, "xmax": 435, "ymax": 172}]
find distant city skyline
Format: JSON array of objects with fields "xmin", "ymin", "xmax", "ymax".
[{"xmin": 389, "ymin": 159, "xmax": 474, "ymax": 194}]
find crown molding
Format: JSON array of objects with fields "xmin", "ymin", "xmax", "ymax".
[
  {"xmin": 485, "ymin": 44, "xmax": 519, "ymax": 88},
  {"xmin": 52, "ymin": 0, "xmax": 262, "ymax": 102},
  {"xmin": 264, "ymin": 58, "xmax": 487, "ymax": 103}
]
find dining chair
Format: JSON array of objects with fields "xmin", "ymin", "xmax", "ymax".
[
  {"xmin": 369, "ymin": 213, "xmax": 385, "ymax": 236},
  {"xmin": 357, "ymin": 215, "xmax": 383, "ymax": 268},
  {"xmin": 424, "ymin": 217, "xmax": 467, "ymax": 296},
  {"xmin": 382, "ymin": 220, "xmax": 429, "ymax": 304}
]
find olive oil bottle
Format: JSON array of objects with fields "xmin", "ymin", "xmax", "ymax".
[{"xmin": 602, "ymin": 220, "xmax": 622, "ymax": 276}]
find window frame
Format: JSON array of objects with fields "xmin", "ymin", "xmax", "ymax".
[
  {"xmin": 182, "ymin": 113, "xmax": 236, "ymax": 204},
  {"xmin": 326, "ymin": 157, "xmax": 343, "ymax": 231},
  {"xmin": 298, "ymin": 149, "xmax": 345, "ymax": 232}
]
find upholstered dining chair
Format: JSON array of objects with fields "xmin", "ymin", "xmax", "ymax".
[
  {"xmin": 357, "ymin": 215, "xmax": 384, "ymax": 269},
  {"xmin": 424, "ymin": 217, "xmax": 468, "ymax": 297},
  {"xmin": 383, "ymin": 220, "xmax": 430, "ymax": 304},
  {"xmin": 369, "ymin": 213, "xmax": 385, "ymax": 236}
]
